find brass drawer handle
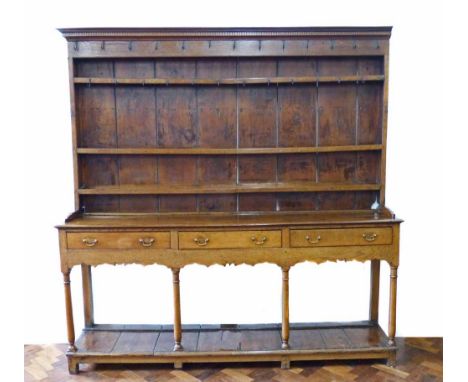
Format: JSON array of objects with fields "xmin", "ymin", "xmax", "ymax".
[
  {"xmin": 362, "ymin": 232, "xmax": 378, "ymax": 242},
  {"xmin": 139, "ymin": 237, "xmax": 155, "ymax": 247},
  {"xmin": 193, "ymin": 236, "xmax": 209, "ymax": 246},
  {"xmin": 251, "ymin": 235, "xmax": 268, "ymax": 245},
  {"xmin": 82, "ymin": 238, "xmax": 98, "ymax": 247},
  {"xmin": 305, "ymin": 235, "xmax": 321, "ymax": 244}
]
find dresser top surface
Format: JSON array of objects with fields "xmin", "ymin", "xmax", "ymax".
[{"xmin": 58, "ymin": 209, "xmax": 401, "ymax": 229}]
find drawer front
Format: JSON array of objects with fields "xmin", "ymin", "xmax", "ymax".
[
  {"xmin": 290, "ymin": 227, "xmax": 392, "ymax": 247},
  {"xmin": 179, "ymin": 230, "xmax": 282, "ymax": 250},
  {"xmin": 67, "ymin": 232, "xmax": 171, "ymax": 249}
]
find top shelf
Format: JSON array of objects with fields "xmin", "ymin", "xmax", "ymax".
[{"xmin": 74, "ymin": 74, "xmax": 384, "ymax": 87}]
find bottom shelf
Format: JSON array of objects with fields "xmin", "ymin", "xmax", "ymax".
[{"xmin": 70, "ymin": 321, "xmax": 395, "ymax": 368}]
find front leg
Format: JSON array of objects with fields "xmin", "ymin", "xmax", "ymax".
[
  {"xmin": 172, "ymin": 268, "xmax": 183, "ymax": 352},
  {"xmin": 388, "ymin": 265, "xmax": 398, "ymax": 348},
  {"xmin": 63, "ymin": 270, "xmax": 77, "ymax": 353},
  {"xmin": 281, "ymin": 266, "xmax": 290, "ymax": 350}
]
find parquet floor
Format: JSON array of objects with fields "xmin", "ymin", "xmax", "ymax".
[{"xmin": 25, "ymin": 337, "xmax": 442, "ymax": 381}]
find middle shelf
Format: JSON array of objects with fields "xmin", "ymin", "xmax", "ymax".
[
  {"xmin": 77, "ymin": 144, "xmax": 383, "ymax": 156},
  {"xmin": 78, "ymin": 182, "xmax": 381, "ymax": 195}
]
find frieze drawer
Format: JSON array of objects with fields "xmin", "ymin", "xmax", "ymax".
[
  {"xmin": 179, "ymin": 230, "xmax": 282, "ymax": 250},
  {"xmin": 67, "ymin": 232, "xmax": 171, "ymax": 249},
  {"xmin": 290, "ymin": 228, "xmax": 393, "ymax": 247}
]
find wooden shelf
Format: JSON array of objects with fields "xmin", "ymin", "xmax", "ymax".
[
  {"xmin": 74, "ymin": 74, "xmax": 384, "ymax": 87},
  {"xmin": 78, "ymin": 182, "xmax": 381, "ymax": 195},
  {"xmin": 77, "ymin": 144, "xmax": 383, "ymax": 156},
  {"xmin": 72, "ymin": 321, "xmax": 394, "ymax": 361}
]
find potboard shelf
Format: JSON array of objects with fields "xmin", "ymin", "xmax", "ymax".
[
  {"xmin": 77, "ymin": 144, "xmax": 383, "ymax": 155},
  {"xmin": 78, "ymin": 182, "xmax": 381, "ymax": 195},
  {"xmin": 70, "ymin": 321, "xmax": 394, "ymax": 365},
  {"xmin": 74, "ymin": 74, "xmax": 384, "ymax": 86}
]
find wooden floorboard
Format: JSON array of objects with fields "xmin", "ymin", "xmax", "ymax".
[
  {"xmin": 344, "ymin": 327, "xmax": 387, "ymax": 348},
  {"xmin": 24, "ymin": 337, "xmax": 442, "ymax": 381},
  {"xmin": 153, "ymin": 331, "xmax": 174, "ymax": 353},
  {"xmin": 76, "ymin": 331, "xmax": 121, "ymax": 354},
  {"xmin": 197, "ymin": 330, "xmax": 223, "ymax": 352},
  {"xmin": 289, "ymin": 329, "xmax": 325, "ymax": 350},
  {"xmin": 111, "ymin": 331, "xmax": 159, "ymax": 355},
  {"xmin": 321, "ymin": 328, "xmax": 352, "ymax": 349}
]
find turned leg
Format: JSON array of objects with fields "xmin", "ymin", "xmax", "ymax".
[
  {"xmin": 281, "ymin": 266, "xmax": 290, "ymax": 350},
  {"xmin": 369, "ymin": 260, "xmax": 380, "ymax": 323},
  {"xmin": 172, "ymin": 268, "xmax": 183, "ymax": 351},
  {"xmin": 81, "ymin": 264, "xmax": 94, "ymax": 328},
  {"xmin": 388, "ymin": 265, "xmax": 398, "ymax": 347},
  {"xmin": 63, "ymin": 270, "xmax": 77, "ymax": 353}
]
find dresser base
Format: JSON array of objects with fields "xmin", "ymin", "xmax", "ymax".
[{"xmin": 67, "ymin": 321, "xmax": 396, "ymax": 373}]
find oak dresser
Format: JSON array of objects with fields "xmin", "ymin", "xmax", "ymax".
[{"xmin": 56, "ymin": 27, "xmax": 401, "ymax": 373}]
